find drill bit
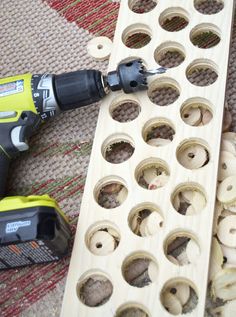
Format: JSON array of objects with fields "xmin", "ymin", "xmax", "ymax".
[{"xmin": 144, "ymin": 67, "xmax": 167, "ymax": 77}]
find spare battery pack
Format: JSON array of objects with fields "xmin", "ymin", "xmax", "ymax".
[{"xmin": 0, "ymin": 196, "xmax": 71, "ymax": 269}]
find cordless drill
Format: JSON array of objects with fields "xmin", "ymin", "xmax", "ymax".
[{"xmin": 0, "ymin": 60, "xmax": 166, "ymax": 269}]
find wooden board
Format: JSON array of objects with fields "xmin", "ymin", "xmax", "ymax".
[{"xmin": 61, "ymin": 1, "xmax": 234, "ymax": 316}]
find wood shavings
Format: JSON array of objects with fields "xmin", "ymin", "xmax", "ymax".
[
  {"xmin": 142, "ymin": 166, "xmax": 169, "ymax": 190},
  {"xmin": 173, "ymin": 189, "xmax": 206, "ymax": 215},
  {"xmin": 181, "ymin": 105, "xmax": 213, "ymax": 126},
  {"xmin": 166, "ymin": 283, "xmax": 190, "ymax": 306},
  {"xmin": 148, "ymin": 174, "xmax": 169, "ymax": 190},
  {"xmin": 202, "ymin": 109, "xmax": 213, "ymax": 125},
  {"xmin": 212, "ymin": 268, "xmax": 236, "ymax": 301},
  {"xmin": 116, "ymin": 187, "xmax": 128, "ymax": 204}
]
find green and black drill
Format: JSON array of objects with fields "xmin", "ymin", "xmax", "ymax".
[{"xmin": 0, "ymin": 60, "xmax": 166, "ymax": 269}]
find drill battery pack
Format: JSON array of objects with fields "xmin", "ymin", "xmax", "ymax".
[{"xmin": 0, "ymin": 196, "xmax": 71, "ymax": 269}]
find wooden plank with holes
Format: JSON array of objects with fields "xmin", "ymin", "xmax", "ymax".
[{"xmin": 61, "ymin": 1, "xmax": 235, "ymax": 316}]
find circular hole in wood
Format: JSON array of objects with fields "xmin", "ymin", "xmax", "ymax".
[
  {"xmin": 128, "ymin": 203, "xmax": 164, "ymax": 237},
  {"xmin": 95, "ymin": 177, "xmax": 128, "ymax": 209},
  {"xmin": 171, "ymin": 183, "xmax": 207, "ymax": 216},
  {"xmin": 186, "ymin": 59, "xmax": 218, "ymax": 86},
  {"xmin": 159, "ymin": 7, "xmax": 189, "ymax": 32},
  {"xmin": 86, "ymin": 222, "xmax": 120, "ymax": 256},
  {"xmin": 110, "ymin": 97, "xmax": 141, "ymax": 123},
  {"xmin": 77, "ymin": 272, "xmax": 113, "ymax": 307},
  {"xmin": 122, "ymin": 252, "xmax": 158, "ymax": 288},
  {"xmin": 128, "ymin": 0, "xmax": 157, "ymax": 14},
  {"xmin": 154, "ymin": 42, "xmax": 185, "ymax": 68},
  {"xmin": 160, "ymin": 278, "xmax": 198, "ymax": 315},
  {"xmin": 194, "ymin": 0, "xmax": 224, "ymax": 15},
  {"xmin": 164, "ymin": 231, "xmax": 200, "ymax": 266},
  {"xmin": 148, "ymin": 78, "xmax": 180, "ymax": 106},
  {"xmin": 135, "ymin": 158, "xmax": 170, "ymax": 190},
  {"xmin": 180, "ymin": 98, "xmax": 213, "ymax": 127},
  {"xmin": 102, "ymin": 134, "xmax": 135, "ymax": 164},
  {"xmin": 143, "ymin": 118, "xmax": 175, "ymax": 147},
  {"xmin": 115, "ymin": 303, "xmax": 150, "ymax": 317},
  {"xmin": 190, "ymin": 24, "xmax": 221, "ymax": 49},
  {"xmin": 177, "ymin": 139, "xmax": 210, "ymax": 170},
  {"xmin": 122, "ymin": 24, "xmax": 152, "ymax": 49}
]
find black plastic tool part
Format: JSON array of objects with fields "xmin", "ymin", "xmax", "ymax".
[
  {"xmin": 0, "ymin": 151, "xmax": 9, "ymax": 198},
  {"xmin": 0, "ymin": 206, "xmax": 71, "ymax": 269},
  {"xmin": 54, "ymin": 70, "xmax": 106, "ymax": 111}
]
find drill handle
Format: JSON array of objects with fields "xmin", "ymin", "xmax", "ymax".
[{"xmin": 0, "ymin": 151, "xmax": 10, "ymax": 198}]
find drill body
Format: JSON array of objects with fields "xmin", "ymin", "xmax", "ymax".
[{"xmin": 0, "ymin": 60, "xmax": 165, "ymax": 268}]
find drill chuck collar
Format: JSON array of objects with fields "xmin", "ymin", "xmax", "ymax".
[{"xmin": 32, "ymin": 59, "xmax": 148, "ymax": 120}]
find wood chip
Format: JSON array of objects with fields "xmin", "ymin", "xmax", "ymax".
[
  {"xmin": 139, "ymin": 212, "xmax": 163, "ymax": 237},
  {"xmin": 202, "ymin": 109, "xmax": 213, "ymax": 125},
  {"xmin": 148, "ymin": 261, "xmax": 158, "ymax": 282},
  {"xmin": 218, "ymin": 151, "xmax": 236, "ymax": 181},
  {"xmin": 178, "ymin": 145, "xmax": 208, "ymax": 169},
  {"xmin": 185, "ymin": 205, "xmax": 197, "ymax": 215},
  {"xmin": 221, "ymin": 244, "xmax": 236, "ymax": 266},
  {"xmin": 212, "ymin": 268, "xmax": 236, "ymax": 301},
  {"xmin": 213, "ymin": 300, "xmax": 236, "ymax": 317},
  {"xmin": 217, "ymin": 215, "xmax": 236, "ymax": 248},
  {"xmin": 217, "ymin": 175, "xmax": 236, "ymax": 204},
  {"xmin": 116, "ymin": 187, "xmax": 128, "ymax": 204},
  {"xmin": 191, "ymin": 191, "xmax": 206, "ymax": 211},
  {"xmin": 182, "ymin": 107, "xmax": 202, "ymax": 126},
  {"xmin": 143, "ymin": 167, "xmax": 157, "ymax": 184},
  {"xmin": 213, "ymin": 202, "xmax": 223, "ymax": 235},
  {"xmin": 221, "ymin": 139, "xmax": 236, "ymax": 156},
  {"xmin": 167, "ymin": 283, "xmax": 190, "ymax": 306},
  {"xmin": 177, "ymin": 250, "xmax": 190, "ymax": 266},
  {"xmin": 209, "ymin": 237, "xmax": 224, "ymax": 282},
  {"xmin": 147, "ymin": 137, "xmax": 171, "ymax": 147},
  {"xmin": 222, "ymin": 109, "xmax": 232, "ymax": 132},
  {"xmin": 186, "ymin": 239, "xmax": 200, "ymax": 264},
  {"xmin": 167, "ymin": 255, "xmax": 179, "ymax": 265},
  {"xmin": 162, "ymin": 292, "xmax": 182, "ymax": 315},
  {"xmin": 173, "ymin": 194, "xmax": 180, "ymax": 211},
  {"xmin": 89, "ymin": 230, "xmax": 116, "ymax": 255},
  {"xmin": 148, "ymin": 174, "xmax": 169, "ymax": 190}
]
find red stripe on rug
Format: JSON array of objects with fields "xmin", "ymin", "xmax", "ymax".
[{"xmin": 44, "ymin": 0, "xmax": 120, "ymax": 38}]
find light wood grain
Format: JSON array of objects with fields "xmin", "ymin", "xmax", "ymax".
[{"xmin": 61, "ymin": 1, "xmax": 234, "ymax": 316}]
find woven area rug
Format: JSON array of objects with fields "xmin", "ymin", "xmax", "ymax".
[{"xmin": 0, "ymin": 1, "xmax": 236, "ymax": 316}]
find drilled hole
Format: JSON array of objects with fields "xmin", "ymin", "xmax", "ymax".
[
  {"xmin": 194, "ymin": 0, "xmax": 224, "ymax": 15},
  {"xmin": 227, "ymin": 185, "xmax": 233, "ymax": 191},
  {"xmin": 161, "ymin": 279, "xmax": 198, "ymax": 315},
  {"xmin": 95, "ymin": 178, "xmax": 128, "ymax": 209},
  {"xmin": 171, "ymin": 183, "xmax": 207, "ymax": 216},
  {"xmin": 143, "ymin": 119, "xmax": 175, "ymax": 147},
  {"xmin": 110, "ymin": 99, "xmax": 141, "ymax": 123},
  {"xmin": 154, "ymin": 42, "xmax": 185, "ymax": 68},
  {"xmin": 116, "ymin": 305, "xmax": 149, "ymax": 317},
  {"xmin": 128, "ymin": 203, "xmax": 164, "ymax": 237},
  {"xmin": 135, "ymin": 159, "xmax": 170, "ymax": 190},
  {"xmin": 102, "ymin": 136, "xmax": 135, "ymax": 164},
  {"xmin": 159, "ymin": 8, "xmax": 189, "ymax": 32},
  {"xmin": 86, "ymin": 222, "xmax": 120, "ymax": 256},
  {"xmin": 97, "ymin": 44, "xmax": 103, "ymax": 50},
  {"xmin": 122, "ymin": 253, "xmax": 158, "ymax": 288},
  {"xmin": 148, "ymin": 78, "xmax": 180, "ymax": 106},
  {"xmin": 186, "ymin": 60, "xmax": 218, "ymax": 86},
  {"xmin": 190, "ymin": 24, "xmax": 221, "ymax": 49},
  {"xmin": 128, "ymin": 0, "xmax": 157, "ymax": 14},
  {"xmin": 122, "ymin": 24, "xmax": 151, "ymax": 49},
  {"xmin": 77, "ymin": 272, "xmax": 113, "ymax": 307},
  {"xmin": 181, "ymin": 98, "xmax": 213, "ymax": 127},
  {"xmin": 177, "ymin": 139, "xmax": 210, "ymax": 170},
  {"xmin": 164, "ymin": 232, "xmax": 200, "ymax": 266}
]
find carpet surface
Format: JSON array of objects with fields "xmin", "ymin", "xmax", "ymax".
[{"xmin": 0, "ymin": 0, "xmax": 235, "ymax": 316}]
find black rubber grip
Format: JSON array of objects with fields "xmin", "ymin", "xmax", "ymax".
[
  {"xmin": 54, "ymin": 70, "xmax": 106, "ymax": 111},
  {"xmin": 0, "ymin": 151, "xmax": 10, "ymax": 198}
]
